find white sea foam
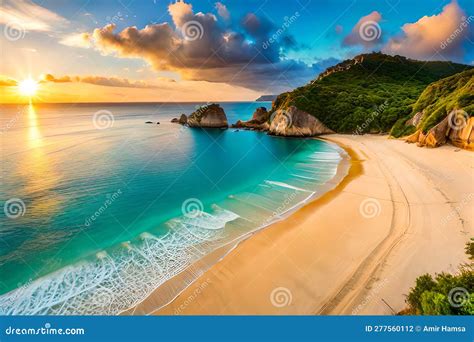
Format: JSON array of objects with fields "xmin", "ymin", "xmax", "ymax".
[
  {"xmin": 0, "ymin": 142, "xmax": 347, "ymax": 315},
  {"xmin": 0, "ymin": 206, "xmax": 239, "ymax": 315}
]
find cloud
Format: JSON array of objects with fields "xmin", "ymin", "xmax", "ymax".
[
  {"xmin": 60, "ymin": 33, "xmax": 92, "ymax": 48},
  {"xmin": 42, "ymin": 74, "xmax": 161, "ymax": 88},
  {"xmin": 0, "ymin": 0, "xmax": 68, "ymax": 31},
  {"xmin": 215, "ymin": 2, "xmax": 230, "ymax": 21},
  {"xmin": 383, "ymin": 1, "xmax": 470, "ymax": 61},
  {"xmin": 77, "ymin": 1, "xmax": 316, "ymax": 92},
  {"xmin": 342, "ymin": 11, "xmax": 382, "ymax": 47},
  {"xmin": 0, "ymin": 76, "xmax": 18, "ymax": 87}
]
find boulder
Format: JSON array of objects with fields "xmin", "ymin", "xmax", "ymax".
[
  {"xmin": 448, "ymin": 115, "xmax": 474, "ymax": 150},
  {"xmin": 187, "ymin": 104, "xmax": 228, "ymax": 128},
  {"xmin": 251, "ymin": 107, "xmax": 270, "ymax": 124},
  {"xmin": 178, "ymin": 114, "xmax": 187, "ymax": 125},
  {"xmin": 268, "ymin": 106, "xmax": 333, "ymax": 136},
  {"xmin": 171, "ymin": 114, "xmax": 188, "ymax": 124},
  {"xmin": 230, "ymin": 107, "xmax": 270, "ymax": 131}
]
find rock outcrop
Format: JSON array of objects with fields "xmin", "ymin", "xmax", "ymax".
[
  {"xmin": 171, "ymin": 114, "xmax": 188, "ymax": 124},
  {"xmin": 268, "ymin": 106, "xmax": 333, "ymax": 137},
  {"xmin": 187, "ymin": 104, "xmax": 228, "ymax": 128},
  {"xmin": 405, "ymin": 111, "xmax": 474, "ymax": 150},
  {"xmin": 231, "ymin": 107, "xmax": 270, "ymax": 131}
]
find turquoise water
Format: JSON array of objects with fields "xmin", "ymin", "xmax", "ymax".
[{"xmin": 0, "ymin": 102, "xmax": 347, "ymax": 314}]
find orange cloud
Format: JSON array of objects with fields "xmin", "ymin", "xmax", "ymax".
[
  {"xmin": 383, "ymin": 1, "xmax": 469, "ymax": 60},
  {"xmin": 42, "ymin": 74, "xmax": 161, "ymax": 88},
  {"xmin": 0, "ymin": 76, "xmax": 18, "ymax": 86}
]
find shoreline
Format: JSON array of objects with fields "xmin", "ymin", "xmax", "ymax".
[
  {"xmin": 132, "ymin": 134, "xmax": 472, "ymax": 315},
  {"xmin": 125, "ymin": 138, "xmax": 352, "ymax": 315}
]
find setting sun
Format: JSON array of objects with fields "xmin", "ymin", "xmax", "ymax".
[{"xmin": 18, "ymin": 79, "xmax": 38, "ymax": 97}]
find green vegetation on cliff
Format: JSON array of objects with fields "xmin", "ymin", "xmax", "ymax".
[
  {"xmin": 271, "ymin": 53, "xmax": 471, "ymax": 134},
  {"xmin": 391, "ymin": 68, "xmax": 474, "ymax": 137}
]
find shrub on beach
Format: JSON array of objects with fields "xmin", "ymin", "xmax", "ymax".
[{"xmin": 403, "ymin": 239, "xmax": 474, "ymax": 315}]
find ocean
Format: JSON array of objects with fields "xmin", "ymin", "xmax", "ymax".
[{"xmin": 0, "ymin": 102, "xmax": 348, "ymax": 314}]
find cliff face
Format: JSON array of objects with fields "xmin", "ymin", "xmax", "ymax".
[
  {"xmin": 187, "ymin": 104, "xmax": 228, "ymax": 128},
  {"xmin": 268, "ymin": 106, "xmax": 333, "ymax": 137}
]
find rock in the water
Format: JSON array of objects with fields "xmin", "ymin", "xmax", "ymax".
[
  {"xmin": 187, "ymin": 104, "xmax": 228, "ymax": 128},
  {"xmin": 230, "ymin": 107, "xmax": 270, "ymax": 131},
  {"xmin": 268, "ymin": 106, "xmax": 333, "ymax": 136},
  {"xmin": 145, "ymin": 121, "xmax": 153, "ymax": 124},
  {"xmin": 178, "ymin": 114, "xmax": 187, "ymax": 125},
  {"xmin": 157, "ymin": 122, "xmax": 160, "ymax": 124},
  {"xmin": 251, "ymin": 107, "xmax": 270, "ymax": 124}
]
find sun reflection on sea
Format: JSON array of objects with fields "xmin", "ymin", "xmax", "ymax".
[{"xmin": 19, "ymin": 104, "xmax": 63, "ymax": 219}]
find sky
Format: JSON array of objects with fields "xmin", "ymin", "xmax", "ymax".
[{"xmin": 0, "ymin": 0, "xmax": 473, "ymax": 103}]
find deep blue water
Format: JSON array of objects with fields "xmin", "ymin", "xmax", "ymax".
[{"xmin": 0, "ymin": 102, "xmax": 346, "ymax": 314}]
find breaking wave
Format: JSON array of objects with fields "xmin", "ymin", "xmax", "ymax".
[{"xmin": 0, "ymin": 142, "xmax": 348, "ymax": 315}]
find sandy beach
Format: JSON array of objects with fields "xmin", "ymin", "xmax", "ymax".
[{"xmin": 131, "ymin": 134, "xmax": 473, "ymax": 315}]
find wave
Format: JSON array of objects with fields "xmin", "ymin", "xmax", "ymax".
[{"xmin": 0, "ymin": 141, "xmax": 349, "ymax": 315}]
